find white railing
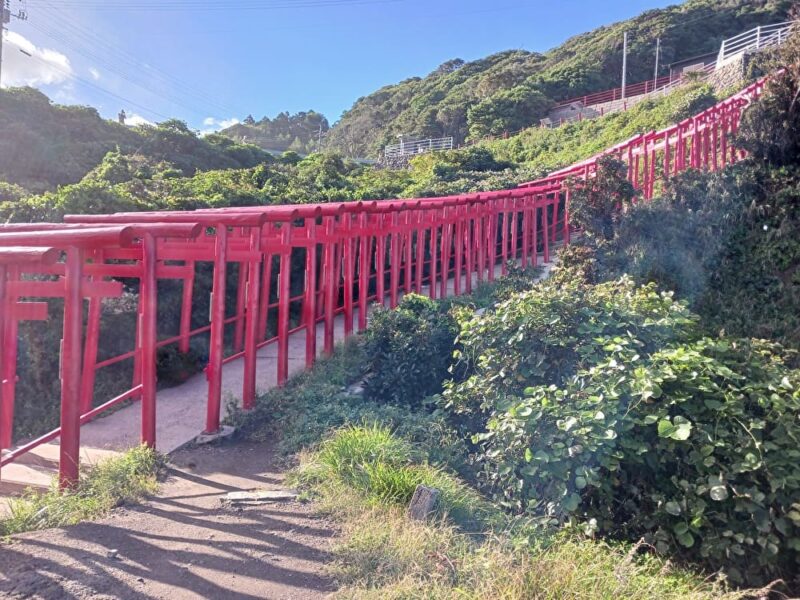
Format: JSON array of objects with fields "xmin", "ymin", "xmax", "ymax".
[
  {"xmin": 384, "ymin": 136, "xmax": 454, "ymax": 158},
  {"xmin": 718, "ymin": 21, "xmax": 796, "ymax": 65}
]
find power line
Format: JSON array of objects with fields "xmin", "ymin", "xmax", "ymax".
[
  {"xmin": 36, "ymin": 0, "xmax": 246, "ymax": 115},
  {"xmin": 20, "ymin": 48, "xmax": 173, "ymax": 121},
  {"xmin": 27, "ymin": 19, "xmax": 230, "ymax": 119},
  {"xmin": 27, "ymin": 0, "xmax": 406, "ymax": 11}
]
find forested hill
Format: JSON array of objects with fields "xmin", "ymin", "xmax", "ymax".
[
  {"xmin": 325, "ymin": 0, "xmax": 790, "ymax": 158},
  {"xmin": 0, "ymin": 87, "xmax": 273, "ymax": 193},
  {"xmin": 220, "ymin": 111, "xmax": 330, "ymax": 155}
]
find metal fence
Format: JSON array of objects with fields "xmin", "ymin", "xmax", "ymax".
[
  {"xmin": 384, "ymin": 137, "xmax": 454, "ymax": 158},
  {"xmin": 718, "ymin": 21, "xmax": 797, "ymax": 65}
]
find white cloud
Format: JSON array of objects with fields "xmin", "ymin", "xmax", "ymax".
[
  {"xmin": 3, "ymin": 31, "xmax": 73, "ymax": 87},
  {"xmin": 125, "ymin": 113, "xmax": 155, "ymax": 127},
  {"xmin": 89, "ymin": 67, "xmax": 101, "ymax": 81},
  {"xmin": 200, "ymin": 116, "xmax": 240, "ymax": 136}
]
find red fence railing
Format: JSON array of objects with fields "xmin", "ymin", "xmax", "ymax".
[
  {"xmin": 553, "ymin": 74, "xmax": 683, "ymax": 109},
  {"xmin": 0, "ymin": 75, "xmax": 767, "ymax": 489}
]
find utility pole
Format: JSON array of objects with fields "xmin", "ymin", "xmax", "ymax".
[
  {"xmin": 621, "ymin": 31, "xmax": 628, "ymax": 100},
  {"xmin": 653, "ymin": 37, "xmax": 661, "ymax": 87},
  {"xmin": 0, "ymin": 0, "xmax": 28, "ymax": 88},
  {"xmin": 317, "ymin": 122, "xmax": 323, "ymax": 153}
]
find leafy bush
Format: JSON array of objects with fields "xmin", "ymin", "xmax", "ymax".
[
  {"xmin": 442, "ymin": 277, "xmax": 696, "ymax": 434},
  {"xmin": 363, "ymin": 294, "xmax": 459, "ymax": 409},
  {"xmin": 567, "ymin": 155, "xmax": 635, "ymax": 240},
  {"xmin": 478, "ymin": 335, "xmax": 800, "ymax": 586}
]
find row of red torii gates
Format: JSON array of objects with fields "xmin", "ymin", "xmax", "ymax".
[{"xmin": 0, "ymin": 76, "xmax": 766, "ymax": 488}]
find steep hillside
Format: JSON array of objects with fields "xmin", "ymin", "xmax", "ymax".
[
  {"xmin": 0, "ymin": 87, "xmax": 272, "ymax": 193},
  {"xmin": 220, "ymin": 110, "xmax": 329, "ymax": 155},
  {"xmin": 326, "ymin": 0, "xmax": 789, "ymax": 158}
]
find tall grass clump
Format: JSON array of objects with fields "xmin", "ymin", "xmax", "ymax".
[{"xmin": 1, "ymin": 445, "xmax": 160, "ymax": 536}]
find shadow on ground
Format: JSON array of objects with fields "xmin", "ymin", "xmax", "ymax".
[{"xmin": 0, "ymin": 442, "xmax": 337, "ymax": 600}]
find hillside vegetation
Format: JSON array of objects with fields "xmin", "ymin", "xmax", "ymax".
[
  {"xmin": 220, "ymin": 110, "xmax": 329, "ymax": 155},
  {"xmin": 0, "ymin": 88, "xmax": 274, "ymax": 193},
  {"xmin": 231, "ymin": 44, "xmax": 800, "ymax": 595},
  {"xmin": 326, "ymin": 0, "xmax": 789, "ymax": 157}
]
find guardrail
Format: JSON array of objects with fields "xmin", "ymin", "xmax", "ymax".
[
  {"xmin": 718, "ymin": 21, "xmax": 796, "ymax": 65},
  {"xmin": 384, "ymin": 137, "xmax": 454, "ymax": 158},
  {"xmin": 0, "ymin": 75, "xmax": 768, "ymax": 489},
  {"xmin": 553, "ymin": 74, "xmax": 680, "ymax": 109}
]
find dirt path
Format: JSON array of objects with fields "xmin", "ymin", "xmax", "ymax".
[{"xmin": 0, "ymin": 441, "xmax": 338, "ymax": 600}]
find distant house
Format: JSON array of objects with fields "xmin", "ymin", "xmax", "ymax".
[{"xmin": 668, "ymin": 51, "xmax": 718, "ymax": 78}]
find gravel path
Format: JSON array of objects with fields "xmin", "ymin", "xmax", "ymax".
[{"xmin": 0, "ymin": 442, "xmax": 337, "ymax": 600}]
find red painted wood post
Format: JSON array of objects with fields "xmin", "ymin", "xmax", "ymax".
[
  {"xmin": 542, "ymin": 196, "xmax": 550, "ymax": 264},
  {"xmin": 720, "ymin": 112, "xmax": 728, "ymax": 168},
  {"xmin": 648, "ymin": 145, "xmax": 657, "ymax": 200},
  {"xmin": 521, "ymin": 202, "xmax": 530, "ymax": 267},
  {"xmin": 403, "ymin": 212, "xmax": 413, "ymax": 294},
  {"xmin": 376, "ymin": 214, "xmax": 387, "ymax": 306},
  {"xmin": 475, "ymin": 210, "xmax": 485, "ymax": 283},
  {"xmin": 440, "ymin": 211, "xmax": 453, "ymax": 299},
  {"xmin": 323, "ymin": 216, "xmax": 336, "ymax": 355},
  {"xmin": 59, "ymin": 247, "xmax": 84, "ymax": 488},
  {"xmin": 532, "ymin": 200, "xmax": 539, "ymax": 267},
  {"xmin": 664, "ymin": 131, "xmax": 672, "ymax": 184},
  {"xmin": 243, "ymin": 226, "xmax": 263, "ymax": 409},
  {"xmin": 429, "ymin": 218, "xmax": 439, "ymax": 299},
  {"xmin": 486, "ymin": 209, "xmax": 495, "ymax": 282},
  {"xmin": 414, "ymin": 214, "xmax": 425, "ymax": 294},
  {"xmin": 343, "ymin": 215, "xmax": 355, "ymax": 337},
  {"xmin": 453, "ymin": 206, "xmax": 464, "ymax": 296},
  {"xmin": 277, "ymin": 223, "xmax": 293, "ymax": 386},
  {"xmin": 712, "ymin": 112, "xmax": 719, "ymax": 171},
  {"xmin": 551, "ymin": 193, "xmax": 559, "ymax": 242},
  {"xmin": 563, "ymin": 189, "xmax": 571, "ymax": 246},
  {"xmin": 510, "ymin": 199, "xmax": 519, "ymax": 262},
  {"xmin": 258, "ymin": 224, "xmax": 274, "ymax": 342},
  {"xmin": 627, "ymin": 144, "xmax": 634, "ymax": 184},
  {"xmin": 179, "ymin": 260, "xmax": 196, "ymax": 353},
  {"xmin": 0, "ymin": 266, "xmax": 21, "ymax": 450},
  {"xmin": 500, "ymin": 202, "xmax": 509, "ymax": 275},
  {"xmin": 389, "ymin": 212, "xmax": 401, "ymax": 308},
  {"xmin": 464, "ymin": 207, "xmax": 474, "ymax": 293},
  {"xmin": 358, "ymin": 213, "xmax": 370, "ymax": 332},
  {"xmin": 642, "ymin": 136, "xmax": 650, "ymax": 199},
  {"xmin": 303, "ymin": 218, "xmax": 318, "ymax": 366},
  {"xmin": 140, "ymin": 233, "xmax": 158, "ymax": 448},
  {"xmin": 0, "ymin": 265, "xmax": 7, "ymax": 450},
  {"xmin": 205, "ymin": 225, "xmax": 228, "ymax": 434},
  {"xmin": 80, "ymin": 250, "xmax": 103, "ymax": 414},
  {"xmin": 233, "ymin": 261, "xmax": 247, "ymax": 353}
]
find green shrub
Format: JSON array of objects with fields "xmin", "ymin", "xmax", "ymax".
[
  {"xmin": 442, "ymin": 277, "xmax": 697, "ymax": 434},
  {"xmin": 363, "ymin": 294, "xmax": 459, "ymax": 409},
  {"xmin": 478, "ymin": 335, "xmax": 800, "ymax": 586},
  {"xmin": 567, "ymin": 155, "xmax": 635, "ymax": 241}
]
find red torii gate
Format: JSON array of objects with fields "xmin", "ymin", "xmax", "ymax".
[
  {"xmin": 0, "ymin": 224, "xmax": 201, "ymax": 486},
  {"xmin": 0, "ymin": 76, "xmax": 768, "ymax": 489}
]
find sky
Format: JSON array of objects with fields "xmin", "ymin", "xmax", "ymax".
[{"xmin": 2, "ymin": 0, "xmax": 676, "ymax": 133}]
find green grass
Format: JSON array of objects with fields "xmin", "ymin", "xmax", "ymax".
[
  {"xmin": 1, "ymin": 445, "xmax": 160, "ymax": 536},
  {"xmin": 295, "ymin": 425, "xmax": 747, "ymax": 600},
  {"xmin": 484, "ymin": 83, "xmax": 720, "ymax": 175}
]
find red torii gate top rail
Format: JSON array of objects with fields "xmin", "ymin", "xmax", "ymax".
[{"xmin": 0, "ymin": 76, "xmax": 766, "ymax": 488}]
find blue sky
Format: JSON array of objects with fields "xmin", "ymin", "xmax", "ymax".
[{"xmin": 4, "ymin": 0, "xmax": 675, "ymax": 131}]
